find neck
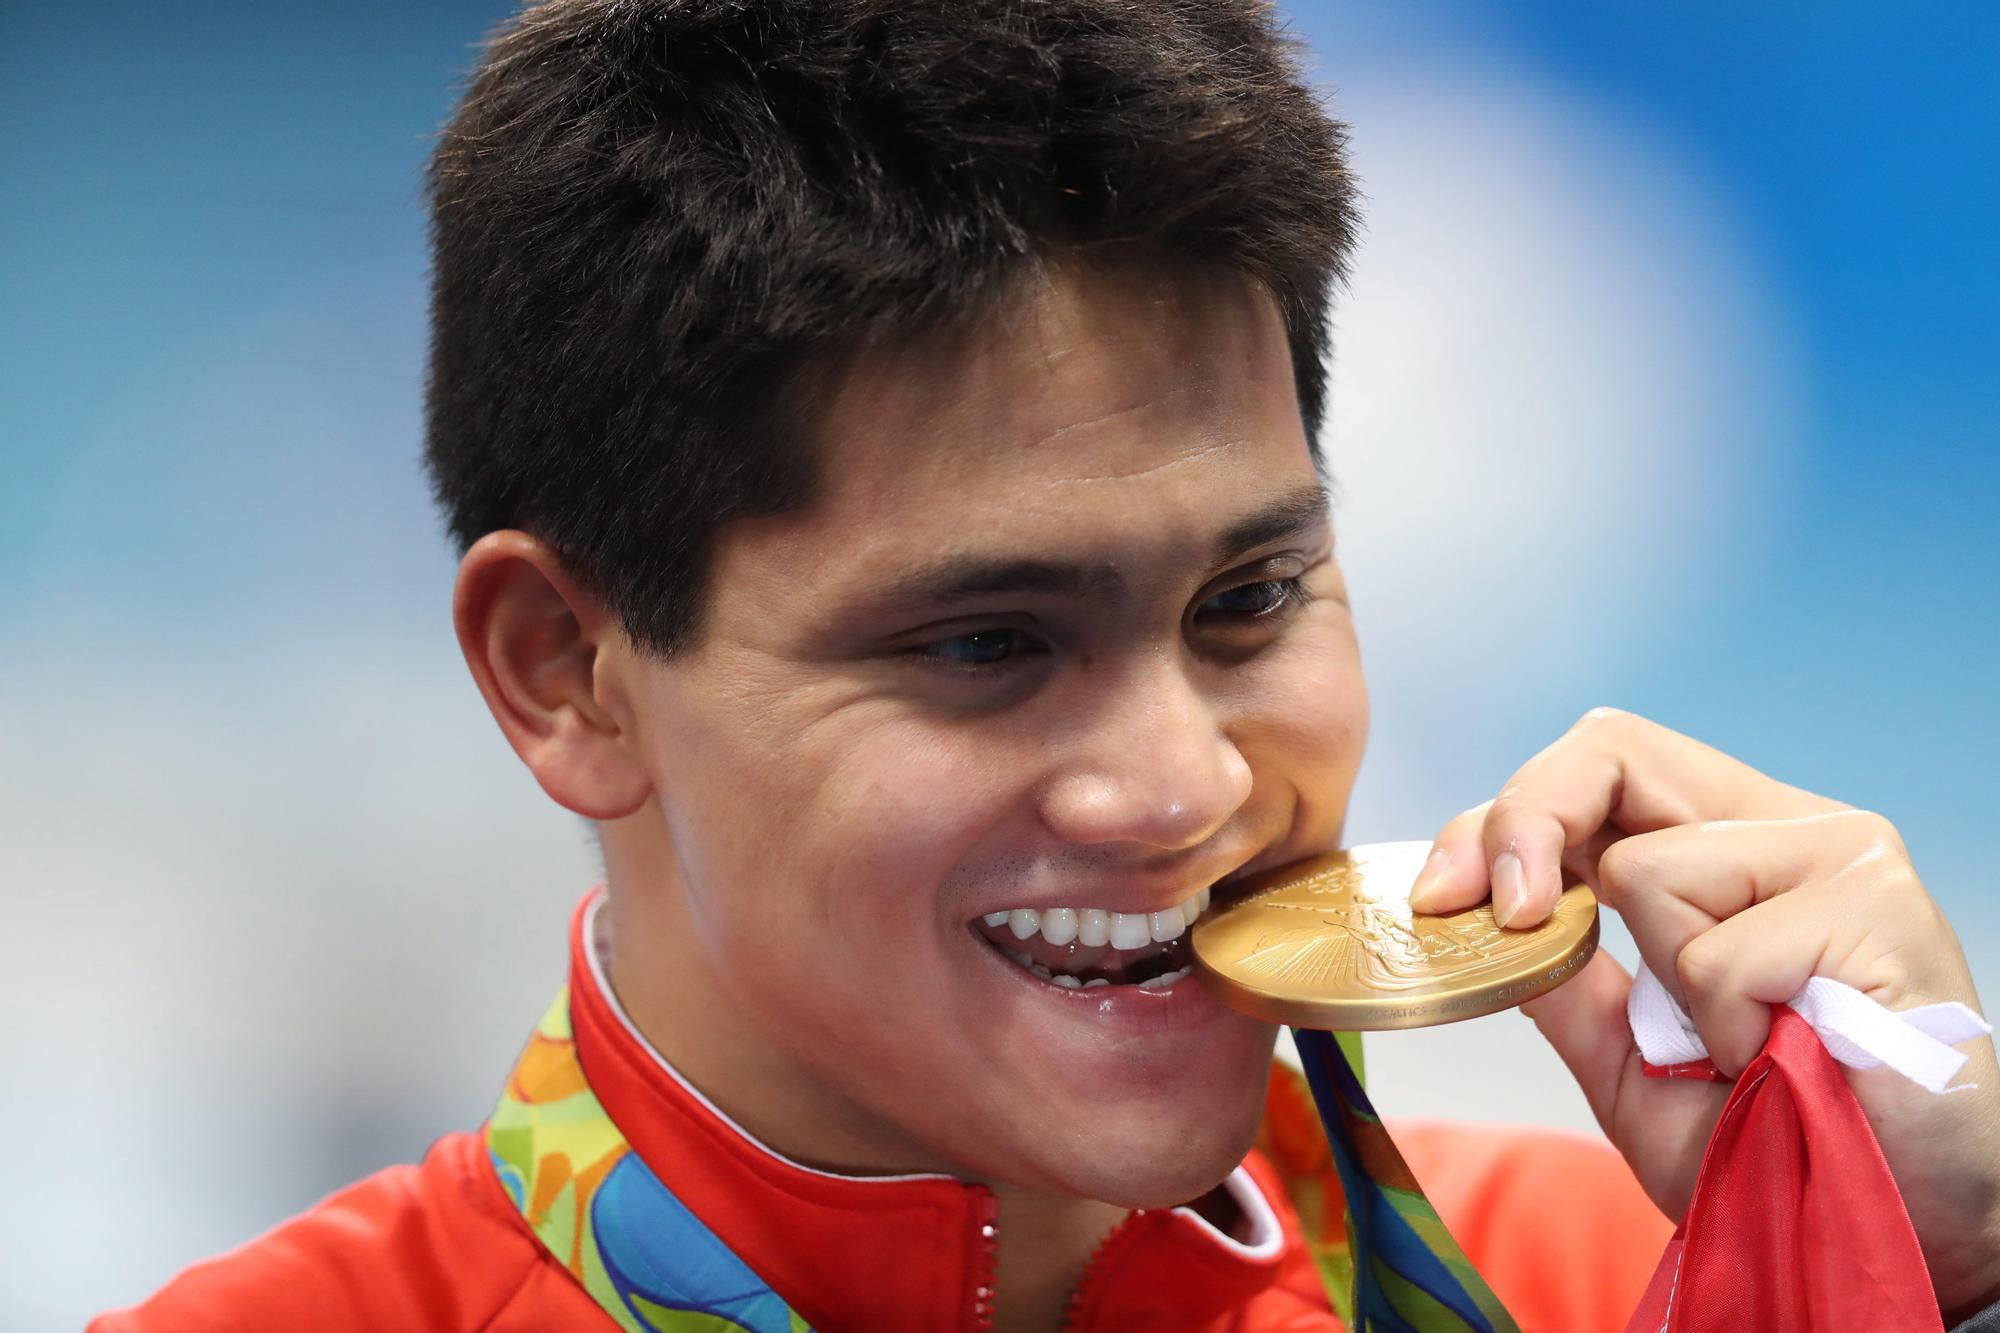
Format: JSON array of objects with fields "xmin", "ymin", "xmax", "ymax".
[{"xmin": 988, "ymin": 1186, "xmax": 1128, "ymax": 1332}]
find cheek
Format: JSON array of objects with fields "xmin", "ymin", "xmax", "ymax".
[
  {"xmin": 710, "ymin": 713, "xmax": 1043, "ymax": 1100},
  {"xmin": 670, "ymin": 701, "xmax": 1026, "ymax": 973},
  {"xmin": 1232, "ymin": 621, "xmax": 1368, "ymax": 832}
]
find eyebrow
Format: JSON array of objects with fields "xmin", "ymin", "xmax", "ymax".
[
  {"xmin": 1211, "ymin": 481, "xmax": 1333, "ymax": 566},
  {"xmin": 877, "ymin": 481, "xmax": 1332, "ymax": 606}
]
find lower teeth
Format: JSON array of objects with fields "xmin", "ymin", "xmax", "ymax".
[
  {"xmin": 1001, "ymin": 946, "xmax": 1187, "ymax": 991},
  {"xmin": 1029, "ymin": 962, "xmax": 1191, "ymax": 991}
]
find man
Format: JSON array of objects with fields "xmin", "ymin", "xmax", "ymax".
[{"xmin": 95, "ymin": 1, "xmax": 2000, "ymax": 1329}]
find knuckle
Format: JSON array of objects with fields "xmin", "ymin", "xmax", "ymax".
[
  {"xmin": 1674, "ymin": 934, "xmax": 1726, "ymax": 998},
  {"xmin": 1594, "ymin": 839, "xmax": 1648, "ymax": 903},
  {"xmin": 1865, "ymin": 810, "xmax": 1909, "ymax": 859},
  {"xmin": 1869, "ymin": 948, "xmax": 1920, "ymax": 1002},
  {"xmin": 1828, "ymin": 807, "xmax": 1910, "ymax": 862},
  {"xmin": 1574, "ymin": 704, "xmax": 1631, "ymax": 733}
]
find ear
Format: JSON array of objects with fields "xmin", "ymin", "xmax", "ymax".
[{"xmin": 451, "ymin": 530, "xmax": 652, "ymax": 820}]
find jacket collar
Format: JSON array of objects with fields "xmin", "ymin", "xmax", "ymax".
[{"xmin": 516, "ymin": 887, "xmax": 1303, "ymax": 1331}]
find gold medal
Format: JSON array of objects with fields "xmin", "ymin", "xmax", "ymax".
[{"xmin": 1191, "ymin": 840, "xmax": 1599, "ymax": 1030}]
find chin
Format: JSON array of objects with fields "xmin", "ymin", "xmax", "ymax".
[
  {"xmin": 1061, "ymin": 1109, "xmax": 1266, "ymax": 1209},
  {"xmin": 1079, "ymin": 1154, "xmax": 1254, "ymax": 1212},
  {"xmin": 949, "ymin": 1065, "xmax": 1272, "ymax": 1208}
]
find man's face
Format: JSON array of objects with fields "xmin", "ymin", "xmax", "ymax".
[{"xmin": 612, "ymin": 259, "xmax": 1367, "ymax": 1207}]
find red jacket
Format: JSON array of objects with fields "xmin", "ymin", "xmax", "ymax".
[{"xmin": 93, "ymin": 892, "xmax": 1671, "ymax": 1331}]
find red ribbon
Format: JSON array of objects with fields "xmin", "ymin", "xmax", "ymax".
[{"xmin": 1626, "ymin": 1007, "xmax": 1941, "ymax": 1331}]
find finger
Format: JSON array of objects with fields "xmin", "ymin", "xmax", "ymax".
[
  {"xmin": 1406, "ymin": 801, "xmax": 1493, "ymax": 913},
  {"xmin": 1594, "ymin": 810, "xmax": 1881, "ymax": 1010},
  {"xmin": 1673, "ymin": 892, "xmax": 1836, "ymax": 1076},
  {"xmin": 1668, "ymin": 816, "xmax": 1965, "ymax": 1074},
  {"xmin": 1518, "ymin": 948, "xmax": 1641, "ymax": 1138},
  {"xmin": 1409, "ymin": 802, "xmax": 1618, "ymax": 919},
  {"xmin": 1479, "ymin": 707, "xmax": 1844, "ymax": 929},
  {"xmin": 1522, "ymin": 947, "xmax": 1732, "ymax": 1219}
]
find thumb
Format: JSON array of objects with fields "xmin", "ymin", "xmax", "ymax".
[{"xmin": 1519, "ymin": 948, "xmax": 1639, "ymax": 1138}]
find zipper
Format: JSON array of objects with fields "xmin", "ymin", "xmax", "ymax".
[
  {"xmin": 973, "ymin": 1200, "xmax": 1154, "ymax": 1331},
  {"xmin": 968, "ymin": 1187, "xmax": 1002, "ymax": 1330},
  {"xmin": 1058, "ymin": 1207, "xmax": 1151, "ymax": 1332}
]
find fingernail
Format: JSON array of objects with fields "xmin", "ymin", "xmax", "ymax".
[
  {"xmin": 1491, "ymin": 851, "xmax": 1527, "ymax": 927},
  {"xmin": 1407, "ymin": 846, "xmax": 1451, "ymax": 910}
]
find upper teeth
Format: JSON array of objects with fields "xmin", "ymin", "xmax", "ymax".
[{"xmin": 979, "ymin": 884, "xmax": 1212, "ymax": 946}]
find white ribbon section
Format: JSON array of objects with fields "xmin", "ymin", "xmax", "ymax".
[{"xmin": 1626, "ymin": 963, "xmax": 1992, "ymax": 1095}]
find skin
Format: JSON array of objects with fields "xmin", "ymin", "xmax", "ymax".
[
  {"xmin": 456, "ymin": 258, "xmax": 1367, "ymax": 1330},
  {"xmin": 455, "ymin": 257, "xmax": 1999, "ymax": 1327},
  {"xmin": 1407, "ymin": 711, "xmax": 2000, "ymax": 1322}
]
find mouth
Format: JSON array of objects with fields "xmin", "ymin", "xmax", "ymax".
[{"xmin": 967, "ymin": 863, "xmax": 1265, "ymax": 993}]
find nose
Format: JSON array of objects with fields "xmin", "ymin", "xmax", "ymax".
[{"xmin": 1038, "ymin": 653, "xmax": 1253, "ymax": 852}]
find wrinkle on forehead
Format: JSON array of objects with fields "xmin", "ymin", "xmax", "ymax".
[
  {"xmin": 1018, "ymin": 382, "xmax": 1207, "ymax": 449},
  {"xmin": 1039, "ymin": 436, "xmax": 1243, "ymax": 487}
]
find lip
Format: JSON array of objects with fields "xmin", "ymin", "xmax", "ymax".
[{"xmin": 1207, "ymin": 854, "xmax": 1280, "ymax": 908}]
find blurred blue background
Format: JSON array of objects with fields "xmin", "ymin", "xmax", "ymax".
[{"xmin": 3, "ymin": 4, "xmax": 1994, "ymax": 1328}]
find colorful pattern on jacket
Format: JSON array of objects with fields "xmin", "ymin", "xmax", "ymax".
[
  {"xmin": 486, "ymin": 989, "xmax": 807, "ymax": 1333},
  {"xmin": 487, "ymin": 987, "xmax": 1519, "ymax": 1331}
]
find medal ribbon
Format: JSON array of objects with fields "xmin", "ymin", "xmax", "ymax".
[{"xmin": 1289, "ymin": 1027, "xmax": 1520, "ymax": 1333}]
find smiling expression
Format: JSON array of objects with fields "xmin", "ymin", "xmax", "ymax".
[{"xmin": 599, "ymin": 256, "xmax": 1369, "ymax": 1208}]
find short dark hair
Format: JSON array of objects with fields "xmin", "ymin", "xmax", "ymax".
[{"xmin": 424, "ymin": 0, "xmax": 1359, "ymax": 655}]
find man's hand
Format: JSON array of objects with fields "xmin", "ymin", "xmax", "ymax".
[{"xmin": 1404, "ymin": 706, "xmax": 2000, "ymax": 1320}]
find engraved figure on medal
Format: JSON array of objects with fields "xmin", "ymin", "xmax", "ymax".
[{"xmin": 1191, "ymin": 841, "xmax": 1600, "ymax": 1028}]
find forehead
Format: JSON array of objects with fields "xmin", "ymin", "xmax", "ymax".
[
  {"xmin": 714, "ymin": 259, "xmax": 1316, "ymax": 602},
  {"xmin": 820, "ymin": 259, "xmax": 1301, "ymax": 497}
]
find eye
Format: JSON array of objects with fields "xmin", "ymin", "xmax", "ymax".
[
  {"xmin": 1198, "ymin": 576, "xmax": 1309, "ymax": 620},
  {"xmin": 913, "ymin": 628, "xmax": 1043, "ymax": 670}
]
